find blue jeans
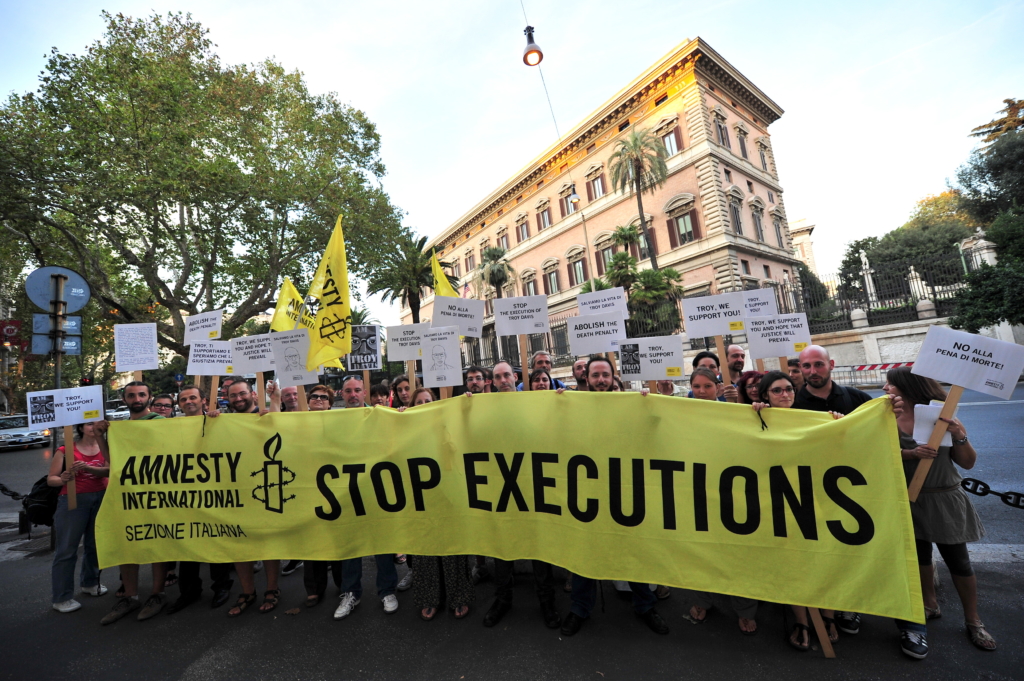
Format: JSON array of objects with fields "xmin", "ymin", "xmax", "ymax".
[
  {"xmin": 895, "ymin": 619, "xmax": 927, "ymax": 634},
  {"xmin": 51, "ymin": 491, "xmax": 104, "ymax": 603},
  {"xmin": 569, "ymin": 574, "xmax": 656, "ymax": 618},
  {"xmin": 340, "ymin": 555, "xmax": 398, "ymax": 599}
]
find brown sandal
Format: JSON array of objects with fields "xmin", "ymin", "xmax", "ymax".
[
  {"xmin": 420, "ymin": 607, "xmax": 437, "ymax": 621},
  {"xmin": 227, "ymin": 592, "xmax": 256, "ymax": 617},
  {"xmin": 966, "ymin": 620, "xmax": 996, "ymax": 651},
  {"xmin": 453, "ymin": 605, "xmax": 470, "ymax": 619},
  {"xmin": 259, "ymin": 589, "xmax": 280, "ymax": 613}
]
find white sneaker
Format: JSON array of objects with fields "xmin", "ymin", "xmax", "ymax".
[
  {"xmin": 53, "ymin": 599, "xmax": 82, "ymax": 613},
  {"xmin": 81, "ymin": 584, "xmax": 108, "ymax": 596},
  {"xmin": 397, "ymin": 571, "xmax": 413, "ymax": 592},
  {"xmin": 382, "ymin": 594, "xmax": 399, "ymax": 613},
  {"xmin": 334, "ymin": 592, "xmax": 360, "ymax": 620},
  {"xmin": 253, "ymin": 560, "xmax": 264, "ymax": 573}
]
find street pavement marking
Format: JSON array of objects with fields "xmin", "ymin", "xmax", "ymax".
[{"xmin": 958, "ymin": 400, "xmax": 1024, "ymax": 406}]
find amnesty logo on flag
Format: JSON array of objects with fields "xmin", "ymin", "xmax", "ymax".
[
  {"xmin": 306, "ymin": 215, "xmax": 352, "ymax": 370},
  {"xmin": 270, "ymin": 278, "xmax": 315, "ymax": 332}
]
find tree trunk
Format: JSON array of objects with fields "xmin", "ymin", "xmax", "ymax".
[
  {"xmin": 634, "ymin": 166, "xmax": 660, "ymax": 271},
  {"xmin": 409, "ymin": 293, "xmax": 421, "ymax": 324}
]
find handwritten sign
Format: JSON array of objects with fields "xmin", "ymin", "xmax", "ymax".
[
  {"xmin": 745, "ymin": 313, "xmax": 812, "ymax": 360},
  {"xmin": 618, "ymin": 335, "xmax": 685, "ymax": 381},
  {"xmin": 114, "ymin": 323, "xmax": 160, "ymax": 372},
  {"xmin": 27, "ymin": 386, "xmax": 104, "ymax": 429},
  {"xmin": 386, "ymin": 323, "xmax": 429, "ymax": 362},
  {"xmin": 577, "ymin": 287, "xmax": 630, "ymax": 319},
  {"xmin": 231, "ymin": 334, "xmax": 276, "ymax": 374},
  {"xmin": 421, "ymin": 326, "xmax": 462, "ymax": 388},
  {"xmin": 681, "ymin": 292, "xmax": 745, "ymax": 337},
  {"xmin": 432, "ymin": 298, "xmax": 484, "ymax": 337},
  {"xmin": 186, "ymin": 341, "xmax": 234, "ymax": 376},
  {"xmin": 183, "ymin": 310, "xmax": 224, "ymax": 346},
  {"xmin": 567, "ymin": 311, "xmax": 626, "ymax": 355},
  {"xmin": 269, "ymin": 329, "xmax": 319, "ymax": 388},
  {"xmin": 493, "ymin": 296, "xmax": 550, "ymax": 336},
  {"xmin": 742, "ymin": 289, "xmax": 779, "ymax": 318},
  {"xmin": 346, "ymin": 325, "xmax": 381, "ymax": 371},
  {"xmin": 911, "ymin": 326, "xmax": 1024, "ymax": 400}
]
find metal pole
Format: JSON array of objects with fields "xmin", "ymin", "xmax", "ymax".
[
  {"xmin": 49, "ymin": 274, "xmax": 68, "ymax": 474},
  {"xmin": 580, "ymin": 212, "xmax": 596, "ymax": 288}
]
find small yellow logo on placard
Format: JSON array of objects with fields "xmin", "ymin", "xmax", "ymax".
[
  {"xmin": 794, "ymin": 343, "xmax": 809, "ymax": 352},
  {"xmin": 729, "ymin": 321, "xmax": 745, "ymax": 331},
  {"xmin": 666, "ymin": 367, "xmax": 682, "ymax": 377},
  {"xmin": 82, "ymin": 410, "xmax": 99, "ymax": 419},
  {"xmin": 417, "ymin": 349, "xmax": 423, "ymax": 357},
  {"xmin": 226, "ymin": 366, "xmax": 233, "ymax": 374},
  {"xmin": 208, "ymin": 330, "xmax": 218, "ymax": 338}
]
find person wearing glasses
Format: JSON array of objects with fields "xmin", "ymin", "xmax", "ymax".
[{"xmin": 150, "ymin": 394, "xmax": 175, "ymax": 418}]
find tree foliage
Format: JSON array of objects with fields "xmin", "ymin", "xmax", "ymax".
[
  {"xmin": 957, "ymin": 132, "xmax": 1024, "ymax": 224},
  {"xmin": 365, "ymin": 235, "xmax": 458, "ymax": 324},
  {"xmin": 603, "ymin": 252, "xmax": 639, "ymax": 293},
  {"xmin": 477, "ymin": 246, "xmax": 515, "ymax": 298},
  {"xmin": 949, "ymin": 261, "xmax": 1024, "ymax": 332},
  {"xmin": 608, "ymin": 127, "xmax": 668, "ymax": 271},
  {"xmin": 970, "ymin": 98, "xmax": 1024, "ymax": 146},
  {"xmin": 0, "ymin": 12, "xmax": 406, "ymax": 358}
]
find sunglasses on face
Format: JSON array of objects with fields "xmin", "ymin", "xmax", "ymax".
[{"xmin": 309, "ymin": 394, "xmax": 330, "ymax": 401}]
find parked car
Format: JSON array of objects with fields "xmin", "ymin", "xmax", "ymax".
[
  {"xmin": 106, "ymin": 399, "xmax": 131, "ymax": 421},
  {"xmin": 0, "ymin": 415, "xmax": 52, "ymax": 450}
]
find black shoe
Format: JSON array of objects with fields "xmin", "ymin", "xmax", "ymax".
[
  {"xmin": 835, "ymin": 611, "xmax": 861, "ymax": 635},
  {"xmin": 561, "ymin": 612, "xmax": 585, "ymax": 636},
  {"xmin": 281, "ymin": 560, "xmax": 303, "ymax": 576},
  {"xmin": 900, "ymin": 630, "xmax": 929, "ymax": 659},
  {"xmin": 166, "ymin": 593, "xmax": 200, "ymax": 615},
  {"xmin": 639, "ymin": 607, "xmax": 670, "ymax": 635},
  {"xmin": 540, "ymin": 599, "xmax": 561, "ymax": 629},
  {"xmin": 471, "ymin": 564, "xmax": 492, "ymax": 585},
  {"xmin": 482, "ymin": 599, "xmax": 511, "ymax": 627},
  {"xmin": 211, "ymin": 586, "xmax": 232, "ymax": 609}
]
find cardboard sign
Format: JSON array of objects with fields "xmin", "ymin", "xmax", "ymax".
[
  {"xmin": 183, "ymin": 310, "xmax": 224, "ymax": 346},
  {"xmin": 745, "ymin": 313, "xmax": 812, "ymax": 360},
  {"xmin": 27, "ymin": 386, "xmax": 104, "ymax": 429},
  {"xmin": 231, "ymin": 334, "xmax": 276, "ymax": 374},
  {"xmin": 577, "ymin": 287, "xmax": 630, "ymax": 319},
  {"xmin": 346, "ymin": 325, "xmax": 382, "ymax": 371},
  {"xmin": 912, "ymin": 403, "xmax": 956, "ymax": 447},
  {"xmin": 422, "ymin": 326, "xmax": 462, "ymax": 388},
  {"xmin": 618, "ymin": 335, "xmax": 685, "ymax": 381},
  {"xmin": 742, "ymin": 289, "xmax": 779, "ymax": 318},
  {"xmin": 269, "ymin": 329, "xmax": 319, "ymax": 387},
  {"xmin": 912, "ymin": 326, "xmax": 1024, "ymax": 400},
  {"xmin": 567, "ymin": 311, "xmax": 626, "ymax": 355},
  {"xmin": 493, "ymin": 296, "xmax": 550, "ymax": 336},
  {"xmin": 186, "ymin": 341, "xmax": 234, "ymax": 376},
  {"xmin": 681, "ymin": 292, "xmax": 746, "ymax": 337},
  {"xmin": 114, "ymin": 324, "xmax": 160, "ymax": 372},
  {"xmin": 386, "ymin": 323, "xmax": 429, "ymax": 362},
  {"xmin": 432, "ymin": 298, "xmax": 484, "ymax": 337}
]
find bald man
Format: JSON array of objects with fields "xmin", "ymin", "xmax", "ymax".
[{"xmin": 792, "ymin": 345, "xmax": 872, "ymax": 414}]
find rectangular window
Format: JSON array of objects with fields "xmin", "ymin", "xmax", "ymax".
[
  {"xmin": 538, "ymin": 208, "xmax": 551, "ymax": 230},
  {"xmin": 741, "ymin": 259, "xmax": 751, "ymax": 275},
  {"xmin": 675, "ymin": 213, "xmax": 695, "ymax": 245},
  {"xmin": 759, "ymin": 148, "xmax": 768, "ymax": 171},
  {"xmin": 662, "ymin": 131, "xmax": 678, "ymax": 156},
  {"xmin": 546, "ymin": 270, "xmax": 559, "ymax": 294},
  {"xmin": 484, "ymin": 298, "xmax": 492, "ymax": 316},
  {"xmin": 638, "ymin": 233, "xmax": 651, "ymax": 261},
  {"xmin": 451, "ymin": 261, "xmax": 461, "ymax": 279},
  {"xmin": 571, "ymin": 259, "xmax": 585, "ymax": 286},
  {"xmin": 738, "ymin": 134, "xmax": 748, "ymax": 159},
  {"xmin": 724, "ymin": 169, "xmax": 733, "ymax": 184},
  {"xmin": 655, "ymin": 94, "xmax": 668, "ymax": 106},
  {"xmin": 601, "ymin": 246, "xmax": 614, "ymax": 270},
  {"xmin": 466, "ymin": 253, "xmax": 475, "ymax": 271},
  {"xmin": 618, "ymin": 120, "xmax": 630, "ymax": 132},
  {"xmin": 747, "ymin": 180, "xmax": 754, "ymax": 193},
  {"xmin": 767, "ymin": 191, "xmax": 775, "ymax": 204},
  {"xmin": 763, "ymin": 265, "xmax": 772, "ymax": 279},
  {"xmin": 774, "ymin": 220, "xmax": 784, "ymax": 247},
  {"xmin": 730, "ymin": 202, "xmax": 743, "ymax": 235},
  {"xmin": 523, "ymin": 279, "xmax": 537, "ymax": 297},
  {"xmin": 586, "ymin": 143, "xmax": 596, "ymax": 154},
  {"xmin": 716, "ymin": 120, "xmax": 731, "ymax": 148},
  {"xmin": 565, "ymin": 197, "xmax": 577, "ymax": 215},
  {"xmin": 498, "ymin": 234, "xmax": 509, "ymax": 250},
  {"xmin": 517, "ymin": 222, "xmax": 529, "ymax": 242},
  {"xmin": 752, "ymin": 211, "xmax": 764, "ymax": 242},
  {"xmin": 587, "ymin": 174, "xmax": 605, "ymax": 200}
]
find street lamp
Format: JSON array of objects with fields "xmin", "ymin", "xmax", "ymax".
[
  {"xmin": 568, "ymin": 185, "xmax": 581, "ymax": 205},
  {"xmin": 523, "ymin": 26, "xmax": 543, "ymax": 66}
]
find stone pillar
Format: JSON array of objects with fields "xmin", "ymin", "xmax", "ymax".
[
  {"xmin": 908, "ymin": 266, "xmax": 930, "ymax": 300},
  {"xmin": 859, "ymin": 250, "xmax": 878, "ymax": 307},
  {"xmin": 916, "ymin": 299, "xmax": 937, "ymax": 319},
  {"xmin": 851, "ymin": 308, "xmax": 869, "ymax": 329}
]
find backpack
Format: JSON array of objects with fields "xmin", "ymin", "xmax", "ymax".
[{"xmin": 22, "ymin": 464, "xmax": 63, "ymax": 527}]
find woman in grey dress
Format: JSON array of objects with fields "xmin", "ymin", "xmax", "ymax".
[{"xmin": 884, "ymin": 367, "xmax": 996, "ymax": 656}]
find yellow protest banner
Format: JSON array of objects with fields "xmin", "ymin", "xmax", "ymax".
[
  {"xmin": 94, "ymin": 393, "xmax": 921, "ymax": 622},
  {"xmin": 270, "ymin": 277, "xmax": 316, "ymax": 332},
  {"xmin": 431, "ymin": 250, "xmax": 459, "ymax": 299},
  {"xmin": 306, "ymin": 215, "xmax": 352, "ymax": 370}
]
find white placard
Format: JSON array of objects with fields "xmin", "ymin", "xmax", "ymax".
[
  {"xmin": 183, "ymin": 309, "xmax": 224, "ymax": 346},
  {"xmin": 742, "ymin": 289, "xmax": 779, "ymax": 318},
  {"xmin": 681, "ymin": 292, "xmax": 746, "ymax": 337},
  {"xmin": 114, "ymin": 323, "xmax": 160, "ymax": 372},
  {"xmin": 431, "ymin": 297, "xmax": 485, "ymax": 337},
  {"xmin": 186, "ymin": 341, "xmax": 234, "ymax": 376},
  {"xmin": 422, "ymin": 326, "xmax": 462, "ymax": 388},
  {"xmin": 618, "ymin": 335, "xmax": 685, "ymax": 381},
  {"xmin": 231, "ymin": 334, "xmax": 276, "ymax": 374},
  {"xmin": 912, "ymin": 326, "xmax": 1024, "ymax": 400},
  {"xmin": 269, "ymin": 329, "xmax": 320, "ymax": 387},
  {"xmin": 27, "ymin": 386, "xmax": 104, "ymax": 429},
  {"xmin": 493, "ymin": 296, "xmax": 550, "ymax": 336},
  {"xmin": 912, "ymin": 403, "xmax": 956, "ymax": 447},
  {"xmin": 346, "ymin": 325, "xmax": 382, "ymax": 371},
  {"xmin": 577, "ymin": 287, "xmax": 630, "ymax": 319},
  {"xmin": 386, "ymin": 323, "xmax": 429, "ymax": 362},
  {"xmin": 567, "ymin": 311, "xmax": 627, "ymax": 355},
  {"xmin": 744, "ymin": 313, "xmax": 812, "ymax": 360}
]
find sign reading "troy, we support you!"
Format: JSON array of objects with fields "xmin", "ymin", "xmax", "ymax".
[{"xmin": 94, "ymin": 393, "xmax": 922, "ymax": 622}]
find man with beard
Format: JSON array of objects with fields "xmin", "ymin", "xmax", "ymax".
[
  {"xmin": 725, "ymin": 344, "xmax": 747, "ymax": 386},
  {"xmin": 97, "ymin": 382, "xmax": 169, "ymax": 624},
  {"xmin": 516, "ymin": 352, "xmax": 566, "ymax": 390},
  {"xmin": 465, "ymin": 366, "xmax": 492, "ymax": 394},
  {"xmin": 166, "ymin": 386, "xmax": 234, "ymax": 614},
  {"xmin": 793, "ymin": 345, "xmax": 871, "ymax": 415},
  {"xmin": 559, "ymin": 357, "xmax": 669, "ymax": 638},
  {"xmin": 571, "ymin": 357, "xmax": 589, "ymax": 391}
]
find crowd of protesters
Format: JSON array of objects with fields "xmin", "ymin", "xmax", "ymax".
[{"xmin": 46, "ymin": 345, "xmax": 995, "ymax": 659}]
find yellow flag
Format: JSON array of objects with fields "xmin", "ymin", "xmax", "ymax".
[
  {"xmin": 431, "ymin": 250, "xmax": 459, "ymax": 298},
  {"xmin": 270, "ymin": 278, "xmax": 315, "ymax": 332},
  {"xmin": 306, "ymin": 216, "xmax": 352, "ymax": 370}
]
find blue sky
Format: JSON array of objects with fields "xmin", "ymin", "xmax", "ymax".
[{"xmin": 2, "ymin": 0, "xmax": 1021, "ymax": 324}]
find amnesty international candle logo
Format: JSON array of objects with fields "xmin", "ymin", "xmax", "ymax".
[{"xmin": 251, "ymin": 433, "xmax": 296, "ymax": 513}]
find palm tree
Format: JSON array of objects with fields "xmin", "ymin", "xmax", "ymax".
[
  {"xmin": 630, "ymin": 268, "xmax": 683, "ymax": 305},
  {"xmin": 579, "ymin": 277, "xmax": 611, "ymax": 294},
  {"xmin": 608, "ymin": 126, "xmax": 669, "ymax": 271},
  {"xmin": 612, "ymin": 225, "xmax": 640, "ymax": 252},
  {"xmin": 477, "ymin": 246, "xmax": 516, "ymax": 298},
  {"xmin": 365, "ymin": 234, "xmax": 458, "ymax": 324},
  {"xmin": 349, "ymin": 306, "xmax": 380, "ymax": 326},
  {"xmin": 604, "ymin": 251, "xmax": 639, "ymax": 295}
]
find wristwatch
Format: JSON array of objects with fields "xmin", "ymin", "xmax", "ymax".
[{"xmin": 952, "ymin": 435, "xmax": 969, "ymax": 445}]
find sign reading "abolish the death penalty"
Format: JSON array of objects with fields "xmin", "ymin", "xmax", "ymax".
[{"xmin": 94, "ymin": 394, "xmax": 922, "ymax": 622}]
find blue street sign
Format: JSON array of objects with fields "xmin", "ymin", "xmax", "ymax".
[
  {"xmin": 31, "ymin": 335, "xmax": 81, "ymax": 355},
  {"xmin": 24, "ymin": 267, "xmax": 92, "ymax": 313},
  {"xmin": 32, "ymin": 314, "xmax": 82, "ymax": 335},
  {"xmin": 174, "ymin": 374, "xmax": 185, "ymax": 382}
]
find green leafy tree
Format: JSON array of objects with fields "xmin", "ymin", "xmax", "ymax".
[
  {"xmin": 477, "ymin": 246, "xmax": 516, "ymax": 298},
  {"xmin": 608, "ymin": 127, "xmax": 668, "ymax": 271},
  {"xmin": 970, "ymin": 98, "xmax": 1024, "ymax": 146},
  {"xmin": 957, "ymin": 132, "xmax": 1024, "ymax": 223},
  {"xmin": 950, "ymin": 261, "xmax": 1024, "ymax": 332},
  {"xmin": 0, "ymin": 12, "xmax": 406, "ymax": 357},
  {"xmin": 612, "ymin": 225, "xmax": 640, "ymax": 251},
  {"xmin": 365, "ymin": 235, "xmax": 458, "ymax": 324},
  {"xmin": 627, "ymin": 269, "xmax": 683, "ymax": 337},
  {"xmin": 349, "ymin": 306, "xmax": 380, "ymax": 326},
  {"xmin": 985, "ymin": 211, "xmax": 1024, "ymax": 261},
  {"xmin": 579, "ymin": 277, "xmax": 611, "ymax": 294},
  {"xmin": 604, "ymin": 252, "xmax": 639, "ymax": 294}
]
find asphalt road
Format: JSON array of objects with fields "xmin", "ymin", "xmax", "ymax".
[{"xmin": 0, "ymin": 384, "xmax": 1021, "ymax": 680}]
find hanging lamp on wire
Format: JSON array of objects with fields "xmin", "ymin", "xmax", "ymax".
[{"xmin": 523, "ymin": 26, "xmax": 543, "ymax": 66}]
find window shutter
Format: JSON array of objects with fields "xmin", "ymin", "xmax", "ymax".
[
  {"xmin": 630, "ymin": 242, "xmax": 639, "ymax": 259},
  {"xmin": 559, "ymin": 198, "xmax": 566, "ymax": 219},
  {"xmin": 553, "ymin": 271, "xmax": 559, "ymax": 293},
  {"xmin": 586, "ymin": 180, "xmax": 593, "ymax": 202},
  {"xmin": 536, "ymin": 214, "xmax": 542, "ymax": 231},
  {"xmin": 611, "ymin": 244, "xmax": 618, "ymax": 254},
  {"xmin": 542, "ymin": 273, "xmax": 550, "ymax": 295},
  {"xmin": 567, "ymin": 263, "xmax": 575, "ymax": 287},
  {"xmin": 668, "ymin": 219, "xmax": 678, "ymax": 248},
  {"xmin": 596, "ymin": 252, "xmax": 604, "ymax": 276},
  {"xmin": 689, "ymin": 209, "xmax": 701, "ymax": 239},
  {"xmin": 648, "ymin": 229, "xmax": 658, "ymax": 255},
  {"xmin": 599, "ymin": 174, "xmax": 607, "ymax": 197},
  {"xmin": 581, "ymin": 258, "xmax": 588, "ymax": 282},
  {"xmin": 673, "ymin": 127, "xmax": 683, "ymax": 152}
]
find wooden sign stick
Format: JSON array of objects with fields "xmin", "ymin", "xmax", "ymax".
[
  {"xmin": 209, "ymin": 376, "xmax": 220, "ymax": 407},
  {"xmin": 808, "ymin": 607, "xmax": 837, "ymax": 658},
  {"xmin": 605, "ymin": 351, "xmax": 618, "ymax": 376},
  {"xmin": 362, "ymin": 370, "xmax": 371, "ymax": 404},
  {"xmin": 406, "ymin": 360, "xmax": 418, "ymax": 391},
  {"xmin": 714, "ymin": 335, "xmax": 729, "ymax": 382},
  {"xmin": 755, "ymin": 359, "xmax": 765, "ymax": 372},
  {"xmin": 778, "ymin": 356, "xmax": 790, "ymax": 372},
  {"xmin": 440, "ymin": 386, "xmax": 452, "ymax": 400},
  {"xmin": 907, "ymin": 385, "xmax": 964, "ymax": 502},
  {"xmin": 133, "ymin": 371, "xmax": 143, "ymax": 382},
  {"xmin": 647, "ymin": 380, "xmax": 658, "ymax": 393},
  {"xmin": 256, "ymin": 372, "xmax": 266, "ymax": 410},
  {"xmin": 63, "ymin": 425, "xmax": 77, "ymax": 510},
  {"xmin": 296, "ymin": 387, "xmax": 309, "ymax": 412},
  {"xmin": 519, "ymin": 335, "xmax": 531, "ymax": 391}
]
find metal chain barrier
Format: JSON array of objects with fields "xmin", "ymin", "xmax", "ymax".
[
  {"xmin": 0, "ymin": 482, "xmax": 26, "ymax": 501},
  {"xmin": 961, "ymin": 478, "xmax": 1024, "ymax": 509}
]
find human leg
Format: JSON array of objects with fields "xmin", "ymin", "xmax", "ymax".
[
  {"xmin": 568, "ymin": 575, "xmax": 597, "ymax": 618},
  {"xmin": 340, "ymin": 557, "xmax": 365, "ymax": 599},
  {"xmin": 491, "ymin": 558, "xmax": 514, "ymax": 604},
  {"xmin": 441, "ymin": 555, "xmax": 475, "ymax": 616},
  {"xmin": 78, "ymin": 492, "xmax": 104, "ymax": 591},
  {"xmin": 731, "ymin": 596, "xmax": 758, "ymax": 634},
  {"xmin": 373, "ymin": 554, "xmax": 398, "ymax": 597},
  {"xmin": 51, "ymin": 495, "xmax": 88, "ymax": 604}
]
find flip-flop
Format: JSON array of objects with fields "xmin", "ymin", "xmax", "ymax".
[
  {"xmin": 686, "ymin": 606, "xmax": 708, "ymax": 624},
  {"xmin": 259, "ymin": 589, "xmax": 280, "ymax": 613},
  {"xmin": 788, "ymin": 623, "xmax": 810, "ymax": 651},
  {"xmin": 420, "ymin": 607, "xmax": 437, "ymax": 621},
  {"xmin": 453, "ymin": 605, "xmax": 470, "ymax": 619},
  {"xmin": 305, "ymin": 595, "xmax": 321, "ymax": 608},
  {"xmin": 739, "ymin": 618, "xmax": 758, "ymax": 636}
]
